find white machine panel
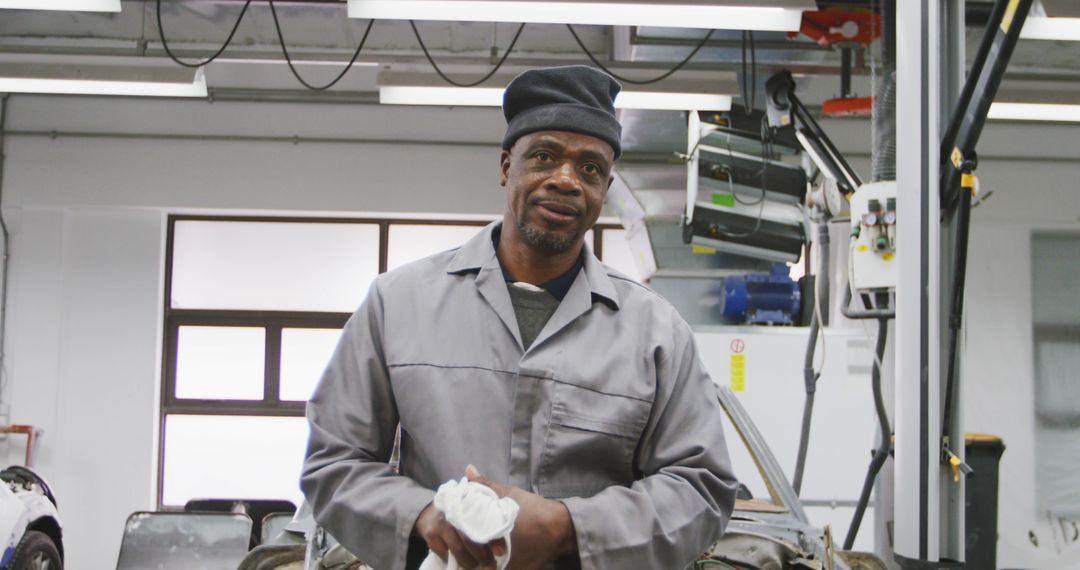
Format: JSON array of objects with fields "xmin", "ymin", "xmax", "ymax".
[
  {"xmin": 695, "ymin": 327, "xmax": 880, "ymax": 551},
  {"xmin": 849, "ymin": 181, "xmax": 898, "ymax": 292}
]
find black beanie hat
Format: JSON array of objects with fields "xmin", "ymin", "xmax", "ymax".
[{"xmin": 502, "ymin": 65, "xmax": 622, "ymax": 159}]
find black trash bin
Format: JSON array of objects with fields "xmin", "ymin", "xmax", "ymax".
[{"xmin": 965, "ymin": 434, "xmax": 1006, "ymax": 570}]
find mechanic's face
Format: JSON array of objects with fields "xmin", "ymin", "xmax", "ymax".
[{"xmin": 500, "ymin": 131, "xmax": 615, "ymax": 255}]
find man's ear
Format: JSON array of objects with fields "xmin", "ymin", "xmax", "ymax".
[{"xmin": 499, "ymin": 149, "xmax": 512, "ymax": 187}]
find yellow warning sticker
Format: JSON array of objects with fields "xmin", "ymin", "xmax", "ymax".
[
  {"xmin": 951, "ymin": 147, "xmax": 963, "ymax": 169},
  {"xmin": 1001, "ymin": 0, "xmax": 1021, "ymax": 33},
  {"xmin": 731, "ymin": 354, "xmax": 746, "ymax": 393},
  {"xmin": 692, "ymin": 245, "xmax": 717, "ymax": 255},
  {"xmin": 882, "ymin": 252, "xmax": 895, "ymax": 261},
  {"xmin": 857, "ymin": 245, "xmax": 870, "ymax": 252}
]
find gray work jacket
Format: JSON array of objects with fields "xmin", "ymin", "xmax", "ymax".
[{"xmin": 302, "ymin": 222, "xmax": 738, "ymax": 570}]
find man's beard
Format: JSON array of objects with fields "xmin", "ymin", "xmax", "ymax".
[{"xmin": 516, "ymin": 211, "xmax": 580, "ymax": 255}]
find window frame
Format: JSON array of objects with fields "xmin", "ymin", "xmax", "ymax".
[{"xmin": 158, "ymin": 214, "xmax": 622, "ymax": 508}]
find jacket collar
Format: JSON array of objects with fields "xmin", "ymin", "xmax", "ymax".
[{"xmin": 447, "ymin": 221, "xmax": 620, "ymax": 311}]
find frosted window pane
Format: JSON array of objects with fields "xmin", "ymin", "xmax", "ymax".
[
  {"xmin": 387, "ymin": 225, "xmax": 485, "ymax": 272},
  {"xmin": 1032, "ymin": 235, "xmax": 1080, "ymax": 324},
  {"xmin": 280, "ymin": 328, "xmax": 344, "ymax": 402},
  {"xmin": 172, "ymin": 221, "xmax": 380, "ymax": 312},
  {"xmin": 176, "ymin": 326, "xmax": 265, "ymax": 400},
  {"xmin": 1035, "ymin": 337, "xmax": 1080, "ymax": 418},
  {"xmin": 162, "ymin": 415, "xmax": 309, "ymax": 507},
  {"xmin": 1037, "ymin": 425, "xmax": 1080, "ymax": 516},
  {"xmin": 600, "ymin": 229, "xmax": 644, "ymax": 282}
]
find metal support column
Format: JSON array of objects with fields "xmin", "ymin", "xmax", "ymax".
[
  {"xmin": 937, "ymin": 1, "xmax": 967, "ymax": 563},
  {"xmin": 895, "ymin": 0, "xmax": 947, "ymax": 566}
]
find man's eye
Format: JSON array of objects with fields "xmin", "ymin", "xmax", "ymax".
[
  {"xmin": 583, "ymin": 163, "xmax": 601, "ymax": 176},
  {"xmin": 535, "ymin": 151, "xmax": 554, "ymax": 162}
]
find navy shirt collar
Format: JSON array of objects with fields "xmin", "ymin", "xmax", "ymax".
[{"xmin": 492, "ymin": 225, "xmax": 584, "ymax": 302}]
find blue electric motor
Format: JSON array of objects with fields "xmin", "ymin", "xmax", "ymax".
[{"xmin": 719, "ymin": 264, "xmax": 802, "ymax": 325}]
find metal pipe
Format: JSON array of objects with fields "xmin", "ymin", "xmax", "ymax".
[
  {"xmin": 840, "ymin": 283, "xmax": 896, "ymax": 320},
  {"xmin": 4, "ymin": 129, "xmax": 501, "ymax": 148},
  {"xmin": 0, "ymin": 95, "xmax": 10, "ymax": 421}
]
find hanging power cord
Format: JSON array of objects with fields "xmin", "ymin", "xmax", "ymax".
[
  {"xmin": 157, "ymin": 0, "xmax": 374, "ymax": 91},
  {"xmin": 843, "ymin": 317, "xmax": 892, "ymax": 550},
  {"xmin": 411, "ymin": 21, "xmax": 526, "ymax": 87},
  {"xmin": 941, "ymin": 162, "xmax": 976, "ymax": 457},
  {"xmin": 792, "ymin": 222, "xmax": 829, "ymax": 496},
  {"xmin": 156, "ymin": 0, "xmax": 254, "ymax": 68},
  {"xmin": 267, "ymin": 0, "xmax": 375, "ymax": 91},
  {"xmin": 711, "ymin": 36, "xmax": 766, "ymax": 238},
  {"xmin": 709, "ymin": 115, "xmax": 771, "ymax": 239},
  {"xmin": 566, "ymin": 25, "xmax": 715, "ymax": 85},
  {"xmin": 739, "ymin": 31, "xmax": 756, "ymax": 116}
]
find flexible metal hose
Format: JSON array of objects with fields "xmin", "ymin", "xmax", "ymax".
[
  {"xmin": 844, "ymin": 318, "xmax": 891, "ymax": 550},
  {"xmin": 792, "ymin": 223, "xmax": 829, "ymax": 495}
]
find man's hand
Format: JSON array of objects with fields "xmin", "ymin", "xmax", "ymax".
[
  {"xmin": 414, "ymin": 502, "xmax": 500, "ymax": 570},
  {"xmin": 465, "ymin": 465, "xmax": 578, "ymax": 570}
]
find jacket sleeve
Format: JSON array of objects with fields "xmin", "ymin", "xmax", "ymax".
[
  {"xmin": 560, "ymin": 315, "xmax": 739, "ymax": 570},
  {"xmin": 301, "ymin": 279, "xmax": 435, "ymax": 570}
]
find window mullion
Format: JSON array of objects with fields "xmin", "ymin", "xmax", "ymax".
[{"xmin": 265, "ymin": 325, "xmax": 283, "ymax": 404}]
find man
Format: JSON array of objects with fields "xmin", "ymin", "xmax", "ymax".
[{"xmin": 302, "ymin": 65, "xmax": 738, "ymax": 570}]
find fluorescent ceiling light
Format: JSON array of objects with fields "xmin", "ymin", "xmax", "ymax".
[
  {"xmin": 349, "ymin": 1, "xmax": 806, "ymax": 31},
  {"xmin": 380, "ymin": 86, "xmax": 732, "ymax": 111},
  {"xmin": 617, "ymin": 91, "xmax": 732, "ymax": 111},
  {"xmin": 1020, "ymin": 16, "xmax": 1080, "ymax": 41},
  {"xmin": 0, "ymin": 0, "xmax": 120, "ymax": 11},
  {"xmin": 0, "ymin": 70, "xmax": 207, "ymax": 97},
  {"xmin": 988, "ymin": 102, "xmax": 1080, "ymax": 122}
]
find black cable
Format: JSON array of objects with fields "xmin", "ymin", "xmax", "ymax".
[
  {"xmin": 720, "ymin": 132, "xmax": 764, "ymax": 208},
  {"xmin": 939, "ymin": 0, "xmax": 1007, "ymax": 211},
  {"xmin": 268, "ymin": 0, "xmax": 375, "ymax": 91},
  {"xmin": 411, "ymin": 21, "xmax": 526, "ymax": 88},
  {"xmin": 712, "ymin": 115, "xmax": 772, "ymax": 239},
  {"xmin": 740, "ymin": 31, "xmax": 757, "ymax": 115},
  {"xmin": 156, "ymin": 0, "xmax": 254, "ymax": 68},
  {"xmin": 566, "ymin": 25, "xmax": 715, "ymax": 85},
  {"xmin": 942, "ymin": 168, "xmax": 974, "ymax": 441},
  {"xmin": 730, "ymin": 114, "xmax": 772, "ymax": 207},
  {"xmin": 843, "ymin": 317, "xmax": 892, "ymax": 550}
]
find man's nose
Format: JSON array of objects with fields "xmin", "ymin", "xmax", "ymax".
[{"xmin": 546, "ymin": 161, "xmax": 584, "ymax": 194}]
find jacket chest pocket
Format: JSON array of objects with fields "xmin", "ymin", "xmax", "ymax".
[{"xmin": 537, "ymin": 381, "xmax": 651, "ymax": 499}]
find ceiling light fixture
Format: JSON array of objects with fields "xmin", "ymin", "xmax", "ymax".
[
  {"xmin": 0, "ymin": 68, "xmax": 207, "ymax": 97},
  {"xmin": 379, "ymin": 86, "xmax": 732, "ymax": 111},
  {"xmin": 0, "ymin": 0, "xmax": 120, "ymax": 11},
  {"xmin": 1020, "ymin": 16, "xmax": 1080, "ymax": 41},
  {"xmin": 349, "ymin": 1, "xmax": 808, "ymax": 31},
  {"xmin": 988, "ymin": 102, "xmax": 1080, "ymax": 122}
]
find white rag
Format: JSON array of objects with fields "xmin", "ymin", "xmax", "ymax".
[{"xmin": 418, "ymin": 477, "xmax": 519, "ymax": 570}]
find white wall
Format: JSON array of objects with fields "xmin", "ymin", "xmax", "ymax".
[
  {"xmin": 0, "ymin": 206, "xmax": 165, "ymax": 567},
  {"xmin": 0, "ymin": 93, "xmax": 1078, "ymax": 569}
]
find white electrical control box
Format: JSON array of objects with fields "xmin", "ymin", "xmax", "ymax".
[{"xmin": 849, "ymin": 181, "xmax": 897, "ymax": 291}]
